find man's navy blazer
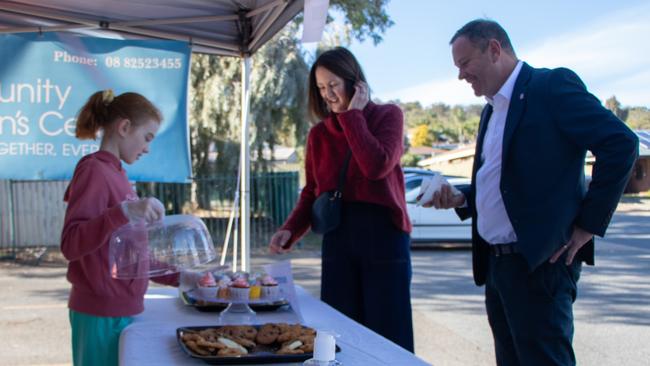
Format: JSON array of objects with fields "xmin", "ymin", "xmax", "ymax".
[{"xmin": 456, "ymin": 62, "xmax": 639, "ymax": 286}]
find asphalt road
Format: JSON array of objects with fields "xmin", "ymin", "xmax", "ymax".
[
  {"xmin": 408, "ymin": 198, "xmax": 650, "ymax": 365},
  {"xmin": 1, "ymin": 198, "xmax": 648, "ymax": 366}
]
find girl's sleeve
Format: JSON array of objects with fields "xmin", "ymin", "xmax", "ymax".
[{"xmin": 60, "ymin": 163, "xmax": 129, "ymax": 261}]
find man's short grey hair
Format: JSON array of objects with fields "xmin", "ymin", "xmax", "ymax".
[{"xmin": 450, "ymin": 19, "xmax": 516, "ymax": 55}]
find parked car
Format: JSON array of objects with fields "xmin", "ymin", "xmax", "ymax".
[{"xmin": 403, "ymin": 168, "xmax": 472, "ymax": 243}]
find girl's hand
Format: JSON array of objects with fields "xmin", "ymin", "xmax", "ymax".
[
  {"xmin": 121, "ymin": 197, "xmax": 165, "ymax": 223},
  {"xmin": 179, "ymin": 270, "xmax": 203, "ymax": 291},
  {"xmin": 347, "ymin": 81, "xmax": 369, "ymax": 111},
  {"xmin": 269, "ymin": 230, "xmax": 292, "ymax": 254}
]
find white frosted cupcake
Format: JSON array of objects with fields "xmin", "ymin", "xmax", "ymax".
[
  {"xmin": 260, "ymin": 274, "xmax": 279, "ymax": 300},
  {"xmin": 195, "ymin": 272, "xmax": 218, "ymax": 300},
  {"xmin": 229, "ymin": 277, "xmax": 250, "ymax": 302}
]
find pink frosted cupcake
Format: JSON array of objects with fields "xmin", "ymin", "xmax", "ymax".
[
  {"xmin": 195, "ymin": 272, "xmax": 218, "ymax": 300},
  {"xmin": 229, "ymin": 277, "xmax": 250, "ymax": 302},
  {"xmin": 260, "ymin": 274, "xmax": 279, "ymax": 299}
]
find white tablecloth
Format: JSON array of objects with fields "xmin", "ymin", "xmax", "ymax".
[{"xmin": 119, "ymin": 286, "xmax": 430, "ymax": 365}]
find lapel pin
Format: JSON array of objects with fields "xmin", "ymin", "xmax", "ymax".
[{"xmin": 519, "ymin": 93, "xmax": 524, "ymax": 100}]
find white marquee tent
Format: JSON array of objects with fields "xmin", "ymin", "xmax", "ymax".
[{"xmin": 0, "ymin": 0, "xmax": 328, "ymax": 271}]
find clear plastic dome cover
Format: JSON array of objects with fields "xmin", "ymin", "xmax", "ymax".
[{"xmin": 109, "ymin": 214, "xmax": 217, "ymax": 279}]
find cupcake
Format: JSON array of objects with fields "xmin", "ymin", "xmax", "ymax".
[
  {"xmin": 229, "ymin": 277, "xmax": 250, "ymax": 302},
  {"xmin": 249, "ymin": 277, "xmax": 262, "ymax": 300},
  {"xmin": 216, "ymin": 274, "xmax": 232, "ymax": 299},
  {"xmin": 260, "ymin": 274, "xmax": 279, "ymax": 299},
  {"xmin": 217, "ymin": 286, "xmax": 230, "ymax": 299},
  {"xmin": 195, "ymin": 272, "xmax": 218, "ymax": 300}
]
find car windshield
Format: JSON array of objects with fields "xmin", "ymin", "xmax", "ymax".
[
  {"xmin": 405, "ymin": 187, "xmax": 421, "ymax": 203},
  {"xmin": 404, "ymin": 177, "xmax": 424, "ymax": 203}
]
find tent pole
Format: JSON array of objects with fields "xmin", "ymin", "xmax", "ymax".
[{"xmin": 239, "ymin": 56, "xmax": 252, "ymax": 272}]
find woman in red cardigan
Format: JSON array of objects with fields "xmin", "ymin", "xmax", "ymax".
[{"xmin": 269, "ymin": 47, "xmax": 414, "ymax": 351}]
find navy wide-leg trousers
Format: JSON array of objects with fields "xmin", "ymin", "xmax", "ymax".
[{"xmin": 320, "ymin": 202, "xmax": 414, "ymax": 352}]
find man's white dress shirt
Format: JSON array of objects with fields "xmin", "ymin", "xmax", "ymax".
[{"xmin": 476, "ymin": 61, "xmax": 523, "ymax": 245}]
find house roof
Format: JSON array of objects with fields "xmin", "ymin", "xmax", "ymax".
[
  {"xmin": 636, "ymin": 130, "xmax": 650, "ymax": 157},
  {"xmin": 417, "ymin": 143, "xmax": 476, "ymax": 166},
  {"xmin": 408, "ymin": 146, "xmax": 443, "ymax": 156}
]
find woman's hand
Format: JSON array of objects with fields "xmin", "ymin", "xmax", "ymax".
[
  {"xmin": 269, "ymin": 230, "xmax": 292, "ymax": 254},
  {"xmin": 121, "ymin": 197, "xmax": 165, "ymax": 223},
  {"xmin": 347, "ymin": 81, "xmax": 369, "ymax": 111}
]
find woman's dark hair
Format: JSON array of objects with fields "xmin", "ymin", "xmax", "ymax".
[
  {"xmin": 308, "ymin": 47, "xmax": 368, "ymax": 121},
  {"xmin": 75, "ymin": 91, "xmax": 162, "ymax": 140}
]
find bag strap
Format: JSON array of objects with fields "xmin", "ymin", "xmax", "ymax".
[{"xmin": 332, "ymin": 150, "xmax": 352, "ymax": 199}]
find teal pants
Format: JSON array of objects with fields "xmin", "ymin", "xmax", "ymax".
[{"xmin": 69, "ymin": 310, "xmax": 133, "ymax": 366}]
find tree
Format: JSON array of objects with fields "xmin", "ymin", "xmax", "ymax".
[
  {"xmin": 189, "ymin": 55, "xmax": 241, "ymax": 178},
  {"xmin": 188, "ymin": 1, "xmax": 396, "ymax": 208},
  {"xmin": 190, "ymin": 0, "xmax": 396, "ymax": 173},
  {"xmin": 411, "ymin": 124, "xmax": 433, "ymax": 147},
  {"xmin": 401, "ymin": 153, "xmax": 421, "ymax": 167},
  {"xmin": 329, "ymin": 0, "xmax": 393, "ymax": 45},
  {"xmin": 188, "ymin": 55, "xmax": 242, "ymax": 208},
  {"xmin": 395, "ymin": 101, "xmax": 482, "ymax": 145},
  {"xmin": 249, "ymin": 24, "xmax": 310, "ymax": 171},
  {"xmin": 605, "ymin": 95, "xmax": 629, "ymax": 122},
  {"xmin": 627, "ymin": 107, "xmax": 650, "ymax": 130}
]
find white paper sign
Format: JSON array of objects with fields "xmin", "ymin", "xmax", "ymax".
[{"xmin": 302, "ymin": 0, "xmax": 329, "ymax": 43}]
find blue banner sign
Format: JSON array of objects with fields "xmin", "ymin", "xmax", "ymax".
[{"xmin": 0, "ymin": 32, "xmax": 191, "ymax": 182}]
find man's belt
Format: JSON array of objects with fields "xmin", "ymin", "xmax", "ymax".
[{"xmin": 489, "ymin": 243, "xmax": 519, "ymax": 257}]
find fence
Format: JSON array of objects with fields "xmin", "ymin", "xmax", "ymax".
[
  {"xmin": 0, "ymin": 171, "xmax": 299, "ymax": 257},
  {"xmin": 136, "ymin": 171, "xmax": 299, "ymax": 250},
  {"xmin": 0, "ymin": 180, "xmax": 69, "ymax": 258}
]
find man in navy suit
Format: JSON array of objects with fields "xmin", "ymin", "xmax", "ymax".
[{"xmin": 425, "ymin": 19, "xmax": 639, "ymax": 365}]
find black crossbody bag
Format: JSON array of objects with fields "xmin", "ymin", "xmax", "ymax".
[{"xmin": 311, "ymin": 150, "xmax": 352, "ymax": 235}]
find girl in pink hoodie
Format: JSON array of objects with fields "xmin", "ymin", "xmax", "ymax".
[{"xmin": 61, "ymin": 90, "xmax": 177, "ymax": 366}]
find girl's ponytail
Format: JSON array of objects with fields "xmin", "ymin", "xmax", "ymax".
[
  {"xmin": 74, "ymin": 90, "xmax": 161, "ymax": 140},
  {"xmin": 75, "ymin": 90, "xmax": 112, "ymax": 140}
]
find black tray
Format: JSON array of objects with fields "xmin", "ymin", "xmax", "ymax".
[
  {"xmin": 177, "ymin": 325, "xmax": 341, "ymax": 365},
  {"xmin": 181, "ymin": 291, "xmax": 290, "ymax": 312}
]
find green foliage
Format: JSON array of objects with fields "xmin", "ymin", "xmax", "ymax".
[
  {"xmin": 398, "ymin": 95, "xmax": 648, "ymax": 159},
  {"xmin": 400, "ymin": 102, "xmax": 482, "ymax": 145},
  {"xmin": 329, "ymin": 0, "xmax": 394, "ymax": 45},
  {"xmin": 189, "ymin": 54, "xmax": 241, "ymax": 178},
  {"xmin": 606, "ymin": 96, "xmax": 629, "ymax": 121},
  {"xmin": 604, "ymin": 95, "xmax": 650, "ymax": 130},
  {"xmin": 627, "ymin": 107, "xmax": 650, "ymax": 130},
  {"xmin": 249, "ymin": 25, "xmax": 310, "ymax": 171},
  {"xmin": 189, "ymin": 0, "xmax": 396, "ymax": 183},
  {"xmin": 401, "ymin": 153, "xmax": 421, "ymax": 167}
]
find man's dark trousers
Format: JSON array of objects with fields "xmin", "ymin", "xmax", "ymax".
[{"xmin": 486, "ymin": 249, "xmax": 581, "ymax": 366}]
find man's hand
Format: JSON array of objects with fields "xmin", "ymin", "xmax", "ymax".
[
  {"xmin": 549, "ymin": 226, "xmax": 594, "ymax": 265},
  {"xmin": 419, "ymin": 184, "xmax": 466, "ymax": 209},
  {"xmin": 269, "ymin": 230, "xmax": 292, "ymax": 254}
]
